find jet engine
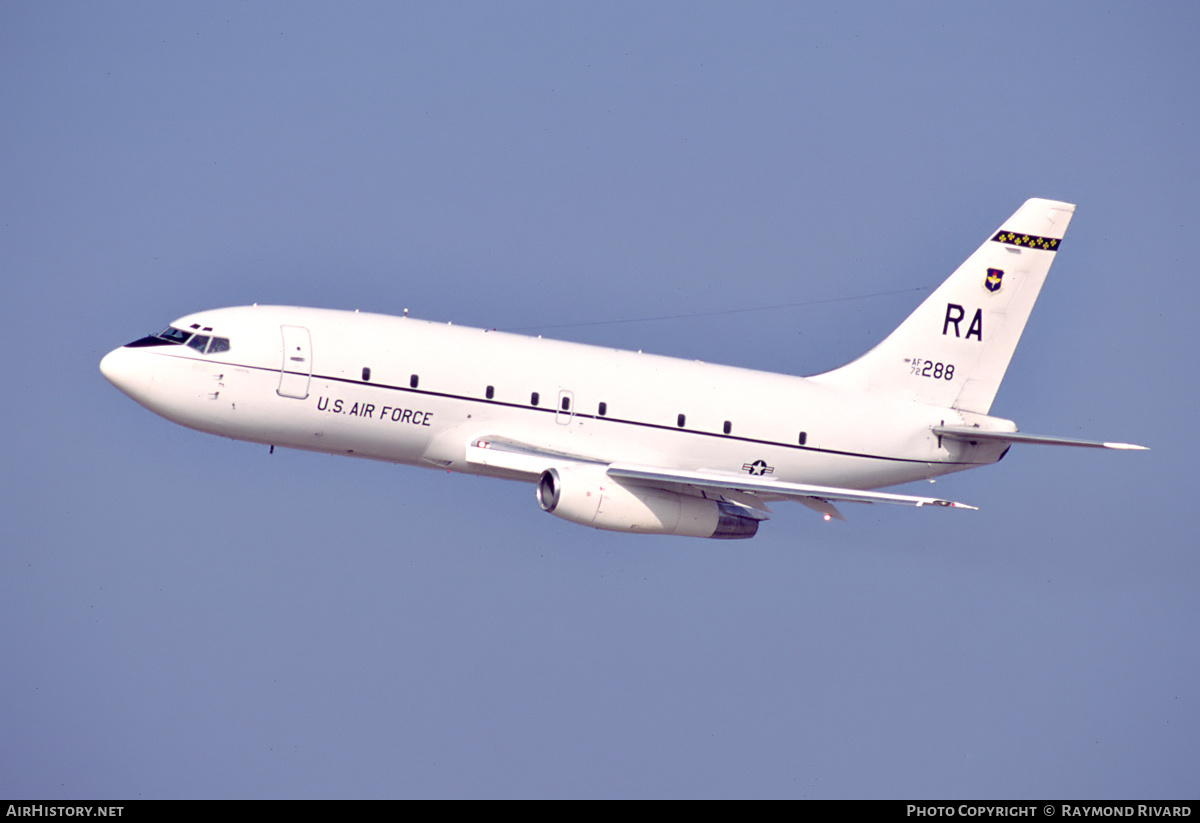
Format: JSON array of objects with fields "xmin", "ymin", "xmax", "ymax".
[{"xmin": 536, "ymin": 464, "xmax": 759, "ymax": 539}]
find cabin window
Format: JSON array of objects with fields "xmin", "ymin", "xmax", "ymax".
[
  {"xmin": 409, "ymin": 374, "xmax": 419, "ymax": 389},
  {"xmin": 677, "ymin": 414, "xmax": 686, "ymax": 428},
  {"xmin": 486, "ymin": 385, "xmax": 494, "ymax": 399},
  {"xmin": 598, "ymin": 402, "xmax": 607, "ymax": 416},
  {"xmin": 531, "ymin": 392, "xmax": 540, "ymax": 406},
  {"xmin": 362, "ymin": 367, "xmax": 371, "ymax": 382},
  {"xmin": 799, "ymin": 431, "xmax": 808, "ymax": 446},
  {"xmin": 560, "ymin": 395, "xmax": 570, "ymax": 411},
  {"xmin": 723, "ymin": 420, "xmax": 732, "ymax": 435}
]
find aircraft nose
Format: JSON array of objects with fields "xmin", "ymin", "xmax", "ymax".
[{"xmin": 100, "ymin": 346, "xmax": 153, "ymax": 402}]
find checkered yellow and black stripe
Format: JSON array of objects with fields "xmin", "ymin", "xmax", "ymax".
[{"xmin": 991, "ymin": 230, "xmax": 1061, "ymax": 251}]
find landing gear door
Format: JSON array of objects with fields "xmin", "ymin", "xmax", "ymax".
[{"xmin": 278, "ymin": 325, "xmax": 313, "ymax": 399}]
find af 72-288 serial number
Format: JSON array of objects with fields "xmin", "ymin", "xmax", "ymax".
[{"xmin": 907, "ymin": 359, "xmax": 956, "ymax": 380}]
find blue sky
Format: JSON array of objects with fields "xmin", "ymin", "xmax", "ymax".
[{"xmin": 2, "ymin": 2, "xmax": 1197, "ymax": 798}]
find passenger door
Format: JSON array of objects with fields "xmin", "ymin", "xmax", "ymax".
[{"xmin": 278, "ymin": 325, "xmax": 312, "ymax": 399}]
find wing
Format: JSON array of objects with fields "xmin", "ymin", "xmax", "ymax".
[
  {"xmin": 606, "ymin": 463, "xmax": 976, "ymax": 521},
  {"xmin": 466, "ymin": 436, "xmax": 976, "ymax": 522}
]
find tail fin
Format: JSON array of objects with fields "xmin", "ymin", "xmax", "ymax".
[{"xmin": 810, "ymin": 198, "xmax": 1075, "ymax": 414}]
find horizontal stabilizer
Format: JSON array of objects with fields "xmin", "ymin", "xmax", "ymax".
[{"xmin": 933, "ymin": 426, "xmax": 1148, "ymax": 450}]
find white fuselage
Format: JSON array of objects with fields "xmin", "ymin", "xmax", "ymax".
[
  {"xmin": 102, "ymin": 200, "xmax": 1137, "ymax": 537},
  {"xmin": 100, "ymin": 305, "xmax": 1006, "ymax": 492}
]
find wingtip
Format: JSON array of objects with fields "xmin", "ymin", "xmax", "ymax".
[
  {"xmin": 916, "ymin": 499, "xmax": 978, "ymax": 511},
  {"xmin": 1103, "ymin": 442, "xmax": 1150, "ymax": 451},
  {"xmin": 941, "ymin": 501, "xmax": 979, "ymax": 511}
]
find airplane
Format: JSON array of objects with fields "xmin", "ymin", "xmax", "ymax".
[{"xmin": 100, "ymin": 198, "xmax": 1145, "ymax": 539}]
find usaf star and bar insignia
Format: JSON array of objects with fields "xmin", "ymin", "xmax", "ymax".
[{"xmin": 742, "ymin": 460, "xmax": 774, "ymax": 476}]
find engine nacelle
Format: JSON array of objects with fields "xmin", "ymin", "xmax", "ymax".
[{"xmin": 536, "ymin": 465, "xmax": 758, "ymax": 539}]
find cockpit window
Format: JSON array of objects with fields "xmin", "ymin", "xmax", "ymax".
[
  {"xmin": 160, "ymin": 327, "xmax": 191, "ymax": 343},
  {"xmin": 124, "ymin": 335, "xmax": 172, "ymax": 348},
  {"xmin": 125, "ymin": 326, "xmax": 189, "ymax": 348},
  {"xmin": 184, "ymin": 332, "xmax": 231, "ymax": 355},
  {"xmin": 122, "ymin": 326, "xmax": 231, "ymax": 354}
]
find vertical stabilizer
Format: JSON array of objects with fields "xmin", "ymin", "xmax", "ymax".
[{"xmin": 810, "ymin": 198, "xmax": 1074, "ymax": 413}]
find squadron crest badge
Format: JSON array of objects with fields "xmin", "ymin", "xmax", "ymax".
[{"xmin": 984, "ymin": 267, "xmax": 1004, "ymax": 294}]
